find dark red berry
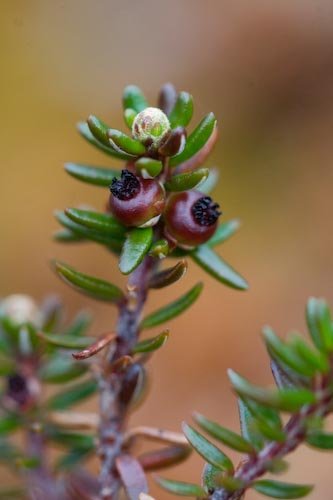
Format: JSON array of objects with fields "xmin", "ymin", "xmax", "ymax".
[
  {"xmin": 164, "ymin": 191, "xmax": 221, "ymax": 249},
  {"xmin": 109, "ymin": 169, "xmax": 165, "ymax": 227}
]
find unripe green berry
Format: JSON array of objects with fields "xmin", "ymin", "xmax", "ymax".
[{"xmin": 132, "ymin": 107, "xmax": 171, "ymax": 148}]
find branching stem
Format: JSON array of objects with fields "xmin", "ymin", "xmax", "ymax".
[{"xmin": 211, "ymin": 384, "xmax": 333, "ymax": 500}]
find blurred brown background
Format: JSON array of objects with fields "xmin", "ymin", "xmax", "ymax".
[{"xmin": 1, "ymin": 0, "xmax": 333, "ymax": 498}]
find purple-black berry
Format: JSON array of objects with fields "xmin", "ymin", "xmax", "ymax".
[{"xmin": 164, "ymin": 191, "xmax": 221, "ymax": 249}]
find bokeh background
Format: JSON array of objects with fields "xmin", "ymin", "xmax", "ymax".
[{"xmin": 1, "ymin": 0, "xmax": 333, "ymax": 498}]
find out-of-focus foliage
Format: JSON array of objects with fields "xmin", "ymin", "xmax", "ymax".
[{"xmin": 157, "ymin": 297, "xmax": 333, "ymax": 499}]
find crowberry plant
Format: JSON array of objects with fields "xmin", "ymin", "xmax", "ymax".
[{"xmin": 0, "ymin": 84, "xmax": 332, "ymax": 500}]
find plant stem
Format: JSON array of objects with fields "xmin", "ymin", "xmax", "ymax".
[
  {"xmin": 14, "ymin": 358, "xmax": 59, "ymax": 500},
  {"xmin": 211, "ymin": 387, "xmax": 333, "ymax": 500},
  {"xmin": 98, "ymin": 256, "xmax": 156, "ymax": 500},
  {"xmin": 26, "ymin": 425, "xmax": 59, "ymax": 500}
]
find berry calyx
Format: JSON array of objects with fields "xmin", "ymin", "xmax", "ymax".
[
  {"xmin": 164, "ymin": 191, "xmax": 221, "ymax": 249},
  {"xmin": 109, "ymin": 169, "xmax": 165, "ymax": 228},
  {"xmin": 191, "ymin": 196, "xmax": 221, "ymax": 226},
  {"xmin": 132, "ymin": 107, "xmax": 171, "ymax": 149},
  {"xmin": 110, "ymin": 169, "xmax": 140, "ymax": 201}
]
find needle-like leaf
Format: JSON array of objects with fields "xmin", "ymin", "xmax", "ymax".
[
  {"xmin": 154, "ymin": 476, "xmax": 206, "ymax": 497},
  {"xmin": 53, "ymin": 261, "xmax": 124, "ymax": 303},
  {"xmin": 64, "ymin": 162, "xmax": 120, "ymax": 187},
  {"xmin": 141, "ymin": 282, "xmax": 203, "ymax": 329},
  {"xmin": 169, "ymin": 113, "xmax": 217, "ymax": 167},
  {"xmin": 182, "ymin": 422, "xmax": 234, "ymax": 473},
  {"xmin": 191, "ymin": 245, "xmax": 248, "ymax": 290},
  {"xmin": 119, "ymin": 228, "xmax": 153, "ymax": 275},
  {"xmin": 253, "ymin": 480, "xmax": 313, "ymax": 498}
]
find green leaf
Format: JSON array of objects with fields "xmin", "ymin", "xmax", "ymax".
[
  {"xmin": 123, "ymin": 108, "xmax": 137, "ymax": 128},
  {"xmin": 64, "ymin": 162, "xmax": 120, "ymax": 187},
  {"xmin": 65, "ymin": 208, "xmax": 126, "ymax": 237},
  {"xmin": 306, "ymin": 430, "xmax": 333, "ymax": 449},
  {"xmin": 169, "ymin": 91, "xmax": 194, "ymax": 128},
  {"xmin": 108, "ymin": 129, "xmax": 146, "ymax": 156},
  {"xmin": 263, "ymin": 327, "xmax": 315, "ymax": 377},
  {"xmin": 306, "ymin": 298, "xmax": 333, "ymax": 353},
  {"xmin": 48, "ymin": 429, "xmax": 94, "ymax": 450},
  {"xmin": 0, "ymin": 415, "xmax": 20, "ymax": 436},
  {"xmin": 39, "ymin": 354, "xmax": 88, "ymax": 383},
  {"xmin": 17, "ymin": 456, "xmax": 41, "ymax": 470},
  {"xmin": 253, "ymin": 480, "xmax": 313, "ymax": 498},
  {"xmin": 165, "ymin": 168, "xmax": 209, "ymax": 192},
  {"xmin": 87, "ymin": 115, "xmax": 111, "ymax": 146},
  {"xmin": 135, "ymin": 157, "xmax": 163, "ymax": 178},
  {"xmin": 0, "ymin": 330, "xmax": 12, "ymax": 356},
  {"xmin": 193, "ymin": 412, "xmax": 254, "ymax": 453},
  {"xmin": 315, "ymin": 299, "xmax": 333, "ymax": 351},
  {"xmin": 0, "ymin": 354, "xmax": 15, "ymax": 376},
  {"xmin": 55, "ymin": 448, "xmax": 93, "ymax": 473},
  {"xmin": 148, "ymin": 260, "xmax": 187, "ymax": 289},
  {"xmin": 141, "ymin": 282, "xmax": 203, "ymax": 329},
  {"xmin": 266, "ymin": 459, "xmax": 289, "ymax": 475},
  {"xmin": 46, "ymin": 378, "xmax": 98, "ymax": 410},
  {"xmin": 207, "ymin": 219, "xmax": 241, "ymax": 247},
  {"xmin": 238, "ymin": 399, "xmax": 264, "ymax": 450},
  {"xmin": 191, "ymin": 245, "xmax": 248, "ymax": 290},
  {"xmin": 244, "ymin": 399, "xmax": 285, "ymax": 444},
  {"xmin": 198, "ymin": 167, "xmax": 219, "ymax": 194},
  {"xmin": 256, "ymin": 419, "xmax": 286, "ymax": 443},
  {"xmin": 182, "ymin": 422, "xmax": 234, "ymax": 472},
  {"xmin": 87, "ymin": 117, "xmax": 136, "ymax": 159},
  {"xmin": 289, "ymin": 333, "xmax": 329, "ymax": 373},
  {"xmin": 119, "ymin": 228, "xmax": 153, "ymax": 275},
  {"xmin": 0, "ymin": 487, "xmax": 25, "ymax": 499},
  {"xmin": 64, "ymin": 311, "xmax": 92, "ymax": 337},
  {"xmin": 123, "ymin": 85, "xmax": 148, "ymax": 113},
  {"xmin": 53, "ymin": 229, "xmax": 85, "ymax": 243},
  {"xmin": 55, "ymin": 210, "xmax": 124, "ymax": 249},
  {"xmin": 56, "ymin": 446, "xmax": 92, "ymax": 471},
  {"xmin": 228, "ymin": 370, "xmax": 316, "ymax": 412},
  {"xmin": 244, "ymin": 398, "xmax": 283, "ymax": 435},
  {"xmin": 219, "ymin": 477, "xmax": 245, "ymax": 493},
  {"xmin": 154, "ymin": 476, "xmax": 206, "ymax": 497},
  {"xmin": 169, "ymin": 113, "xmax": 217, "ymax": 167},
  {"xmin": 38, "ymin": 331, "xmax": 95, "ymax": 349},
  {"xmin": 132, "ymin": 330, "xmax": 169, "ymax": 354},
  {"xmin": 202, "ymin": 463, "xmax": 223, "ymax": 494},
  {"xmin": 54, "ymin": 261, "xmax": 124, "ymax": 303},
  {"xmin": 78, "ymin": 122, "xmax": 128, "ymax": 160}
]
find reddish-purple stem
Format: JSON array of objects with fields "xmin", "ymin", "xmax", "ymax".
[{"xmin": 98, "ymin": 256, "xmax": 156, "ymax": 500}]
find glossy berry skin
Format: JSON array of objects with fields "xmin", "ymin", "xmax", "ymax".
[
  {"xmin": 109, "ymin": 170, "xmax": 165, "ymax": 227},
  {"xmin": 164, "ymin": 191, "xmax": 221, "ymax": 249}
]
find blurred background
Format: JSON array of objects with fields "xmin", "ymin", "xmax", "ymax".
[{"xmin": 1, "ymin": 0, "xmax": 333, "ymax": 497}]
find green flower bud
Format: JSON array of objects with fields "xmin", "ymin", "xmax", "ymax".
[{"xmin": 132, "ymin": 107, "xmax": 170, "ymax": 148}]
